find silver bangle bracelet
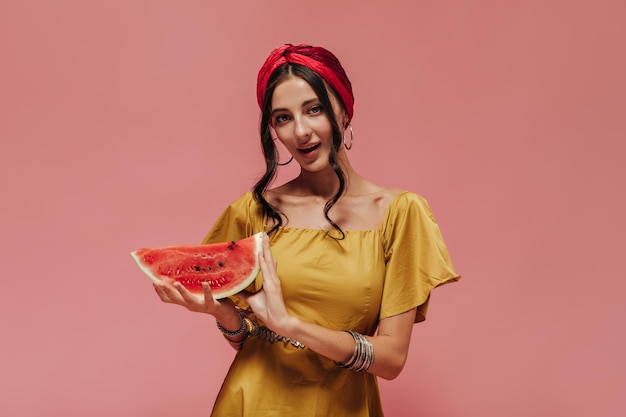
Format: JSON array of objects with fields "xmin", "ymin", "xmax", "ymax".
[
  {"xmin": 216, "ymin": 312, "xmax": 247, "ymax": 338},
  {"xmin": 334, "ymin": 330, "xmax": 374, "ymax": 372}
]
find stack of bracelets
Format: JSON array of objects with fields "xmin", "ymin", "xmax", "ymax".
[
  {"xmin": 216, "ymin": 312, "xmax": 374, "ymax": 372},
  {"xmin": 333, "ymin": 330, "xmax": 375, "ymax": 372}
]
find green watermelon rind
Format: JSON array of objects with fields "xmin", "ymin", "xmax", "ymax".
[{"xmin": 131, "ymin": 232, "xmax": 264, "ymax": 300}]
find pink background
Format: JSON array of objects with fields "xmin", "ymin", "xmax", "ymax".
[{"xmin": 1, "ymin": 1, "xmax": 624, "ymax": 416}]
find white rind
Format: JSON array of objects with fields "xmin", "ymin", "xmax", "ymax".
[{"xmin": 130, "ymin": 251, "xmax": 164, "ymax": 285}]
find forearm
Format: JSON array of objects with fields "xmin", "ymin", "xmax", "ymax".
[{"xmin": 276, "ymin": 309, "xmax": 415, "ymax": 380}]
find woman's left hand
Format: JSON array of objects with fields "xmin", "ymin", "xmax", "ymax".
[{"xmin": 238, "ymin": 233, "xmax": 297, "ymax": 334}]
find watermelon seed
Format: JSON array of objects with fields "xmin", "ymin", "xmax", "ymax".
[
  {"xmin": 194, "ymin": 266, "xmax": 201, "ymax": 272},
  {"xmin": 218, "ymin": 261, "xmax": 224, "ymax": 267},
  {"xmin": 209, "ymin": 277, "xmax": 226, "ymax": 287}
]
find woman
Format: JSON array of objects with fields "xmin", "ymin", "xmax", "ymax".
[{"xmin": 153, "ymin": 44, "xmax": 460, "ymax": 417}]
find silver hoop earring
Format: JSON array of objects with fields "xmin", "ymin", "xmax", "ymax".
[
  {"xmin": 343, "ymin": 124, "xmax": 354, "ymax": 150},
  {"xmin": 273, "ymin": 137, "xmax": 294, "ymax": 165}
]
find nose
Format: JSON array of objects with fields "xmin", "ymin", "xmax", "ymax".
[{"xmin": 293, "ymin": 116, "xmax": 312, "ymax": 140}]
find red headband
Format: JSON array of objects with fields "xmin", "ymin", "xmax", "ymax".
[{"xmin": 256, "ymin": 44, "xmax": 354, "ymax": 122}]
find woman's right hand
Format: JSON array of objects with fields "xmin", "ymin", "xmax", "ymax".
[
  {"xmin": 153, "ymin": 280, "xmax": 236, "ymax": 319},
  {"xmin": 153, "ymin": 281, "xmax": 247, "ymax": 350}
]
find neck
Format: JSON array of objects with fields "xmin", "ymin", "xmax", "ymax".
[{"xmin": 294, "ymin": 153, "xmax": 357, "ymax": 199}]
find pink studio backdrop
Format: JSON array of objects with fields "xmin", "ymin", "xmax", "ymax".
[{"xmin": 1, "ymin": 1, "xmax": 624, "ymax": 416}]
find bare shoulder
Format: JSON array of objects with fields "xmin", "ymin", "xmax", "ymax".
[
  {"xmin": 345, "ymin": 186, "xmax": 405, "ymax": 207},
  {"xmin": 339, "ymin": 183, "xmax": 406, "ymax": 230},
  {"xmin": 344, "ymin": 179, "xmax": 404, "ymax": 206}
]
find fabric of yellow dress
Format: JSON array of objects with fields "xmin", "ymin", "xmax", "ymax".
[{"xmin": 202, "ymin": 191, "xmax": 460, "ymax": 417}]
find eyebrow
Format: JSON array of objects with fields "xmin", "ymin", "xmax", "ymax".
[{"xmin": 271, "ymin": 98, "xmax": 320, "ymax": 115}]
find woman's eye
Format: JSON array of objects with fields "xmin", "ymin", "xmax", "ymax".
[
  {"xmin": 309, "ymin": 105, "xmax": 323, "ymax": 114},
  {"xmin": 275, "ymin": 114, "xmax": 290, "ymax": 123}
]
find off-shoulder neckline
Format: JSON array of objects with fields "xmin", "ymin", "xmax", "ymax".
[{"xmin": 252, "ymin": 190, "xmax": 414, "ymax": 234}]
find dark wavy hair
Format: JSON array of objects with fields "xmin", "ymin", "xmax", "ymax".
[{"xmin": 252, "ymin": 63, "xmax": 350, "ymax": 239}]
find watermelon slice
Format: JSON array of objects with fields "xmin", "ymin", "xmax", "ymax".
[{"xmin": 131, "ymin": 232, "xmax": 263, "ymax": 299}]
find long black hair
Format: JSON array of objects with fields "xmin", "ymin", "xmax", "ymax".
[{"xmin": 252, "ymin": 63, "xmax": 348, "ymax": 239}]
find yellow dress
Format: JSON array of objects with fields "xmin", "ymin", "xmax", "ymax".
[{"xmin": 202, "ymin": 191, "xmax": 459, "ymax": 417}]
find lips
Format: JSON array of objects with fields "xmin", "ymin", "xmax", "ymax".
[{"xmin": 299, "ymin": 143, "xmax": 321, "ymax": 154}]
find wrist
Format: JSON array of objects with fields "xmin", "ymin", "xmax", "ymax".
[
  {"xmin": 217, "ymin": 313, "xmax": 246, "ymax": 336},
  {"xmin": 278, "ymin": 316, "xmax": 302, "ymax": 341},
  {"xmin": 216, "ymin": 310, "xmax": 249, "ymax": 346},
  {"xmin": 212, "ymin": 305, "xmax": 241, "ymax": 331}
]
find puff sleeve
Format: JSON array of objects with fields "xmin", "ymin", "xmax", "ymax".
[
  {"xmin": 380, "ymin": 192, "xmax": 460, "ymax": 323},
  {"xmin": 201, "ymin": 192, "xmax": 265, "ymax": 244}
]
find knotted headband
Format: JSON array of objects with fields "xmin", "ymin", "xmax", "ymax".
[{"xmin": 256, "ymin": 44, "xmax": 354, "ymax": 121}]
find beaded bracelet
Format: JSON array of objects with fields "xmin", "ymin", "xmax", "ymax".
[
  {"xmin": 216, "ymin": 312, "xmax": 247, "ymax": 338},
  {"xmin": 244, "ymin": 317, "xmax": 306, "ymax": 349}
]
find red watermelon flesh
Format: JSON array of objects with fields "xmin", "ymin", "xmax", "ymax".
[{"xmin": 131, "ymin": 232, "xmax": 263, "ymax": 299}]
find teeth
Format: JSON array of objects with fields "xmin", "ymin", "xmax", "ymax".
[{"xmin": 301, "ymin": 144, "xmax": 319, "ymax": 153}]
